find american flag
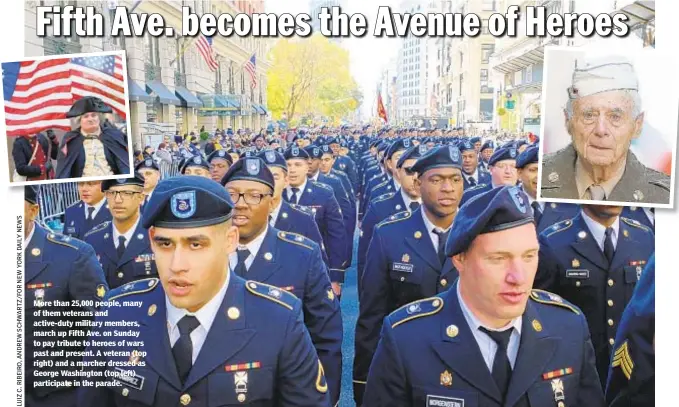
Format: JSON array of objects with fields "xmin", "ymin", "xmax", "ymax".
[
  {"xmin": 244, "ymin": 54, "xmax": 257, "ymax": 89},
  {"xmin": 196, "ymin": 34, "xmax": 219, "ymax": 72},
  {"xmin": 3, "ymin": 54, "xmax": 126, "ymax": 137}
]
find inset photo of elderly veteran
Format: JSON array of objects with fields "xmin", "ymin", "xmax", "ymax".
[
  {"xmin": 2, "ymin": 51, "xmax": 132, "ymax": 185},
  {"xmin": 539, "ymin": 47, "xmax": 677, "ymax": 208}
]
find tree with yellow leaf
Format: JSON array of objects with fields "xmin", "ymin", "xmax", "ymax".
[{"xmin": 267, "ymin": 34, "xmax": 362, "ymax": 125}]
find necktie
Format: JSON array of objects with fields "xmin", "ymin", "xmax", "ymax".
[
  {"xmin": 432, "ymin": 228, "xmax": 450, "ymax": 266},
  {"xmin": 588, "ymin": 185, "xmax": 606, "ymax": 201},
  {"xmin": 172, "ymin": 315, "xmax": 200, "ymax": 384},
  {"xmin": 603, "ymin": 227, "xmax": 615, "ymax": 264},
  {"xmin": 531, "ymin": 201, "xmax": 542, "ymax": 226},
  {"xmin": 468, "ymin": 177, "xmax": 477, "ymax": 187},
  {"xmin": 409, "ymin": 201, "xmax": 420, "ymax": 212},
  {"xmin": 85, "ymin": 206, "xmax": 95, "ymax": 231},
  {"xmin": 117, "ymin": 236, "xmax": 126, "ymax": 259},
  {"xmin": 234, "ymin": 248, "xmax": 250, "ymax": 277},
  {"xmin": 479, "ymin": 327, "xmax": 514, "ymax": 401},
  {"xmin": 289, "ymin": 187, "xmax": 300, "ymax": 204}
]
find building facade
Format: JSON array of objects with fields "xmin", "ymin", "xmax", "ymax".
[{"xmin": 24, "ymin": 0, "xmax": 271, "ymax": 150}]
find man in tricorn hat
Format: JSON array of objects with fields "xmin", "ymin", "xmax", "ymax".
[{"xmin": 55, "ymin": 96, "xmax": 130, "ymax": 179}]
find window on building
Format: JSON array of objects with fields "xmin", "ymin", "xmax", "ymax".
[
  {"xmin": 480, "ymin": 68, "xmax": 491, "ymax": 93},
  {"xmin": 481, "ymin": 44, "xmax": 495, "ymax": 64},
  {"xmin": 144, "ymin": 36, "xmax": 160, "ymax": 66}
]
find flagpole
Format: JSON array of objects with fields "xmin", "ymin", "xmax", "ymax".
[{"xmin": 169, "ymin": 36, "xmax": 200, "ymax": 67}]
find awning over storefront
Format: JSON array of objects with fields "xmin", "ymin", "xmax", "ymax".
[
  {"xmin": 175, "ymin": 86, "xmax": 203, "ymax": 108},
  {"xmin": 146, "ymin": 81, "xmax": 181, "ymax": 106},
  {"xmin": 226, "ymin": 95, "xmax": 241, "ymax": 108},
  {"xmin": 128, "ymin": 78, "xmax": 153, "ymax": 103},
  {"xmin": 253, "ymin": 104, "xmax": 268, "ymax": 115},
  {"xmin": 198, "ymin": 95, "xmax": 239, "ymax": 116}
]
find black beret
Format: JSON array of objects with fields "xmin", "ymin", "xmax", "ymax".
[
  {"xmin": 142, "ymin": 176, "xmax": 233, "ymax": 229},
  {"xmin": 409, "ymin": 145, "xmax": 463, "ymax": 175},
  {"xmin": 445, "ymin": 186, "xmax": 534, "ymax": 256},
  {"xmin": 207, "ymin": 150, "xmax": 234, "ymax": 165},
  {"xmin": 386, "ymin": 138, "xmax": 414, "ymax": 160},
  {"xmin": 25, "ymin": 186, "xmax": 38, "ymax": 204},
  {"xmin": 488, "ymin": 146, "xmax": 518, "ymax": 166},
  {"xmin": 481, "ymin": 140, "xmax": 495, "ymax": 151},
  {"xmin": 102, "ymin": 173, "xmax": 145, "ymax": 191},
  {"xmin": 257, "ymin": 150, "xmax": 287, "ymax": 171},
  {"xmin": 181, "ymin": 156, "xmax": 210, "ymax": 172},
  {"xmin": 220, "ymin": 157, "xmax": 274, "ymax": 191},
  {"xmin": 284, "ymin": 146, "xmax": 310, "ymax": 160},
  {"xmin": 516, "ymin": 146, "xmax": 539, "ymax": 169},
  {"xmin": 135, "ymin": 158, "xmax": 159, "ymax": 172},
  {"xmin": 458, "ymin": 139, "xmax": 475, "ymax": 153},
  {"xmin": 66, "ymin": 96, "xmax": 113, "ymax": 118},
  {"xmin": 304, "ymin": 145, "xmax": 323, "ymax": 159},
  {"xmin": 396, "ymin": 144, "xmax": 429, "ymax": 169}
]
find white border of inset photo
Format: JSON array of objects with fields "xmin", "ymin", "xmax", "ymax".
[
  {"xmin": 1, "ymin": 50, "xmax": 133, "ymax": 187},
  {"xmin": 537, "ymin": 45, "xmax": 677, "ymax": 209}
]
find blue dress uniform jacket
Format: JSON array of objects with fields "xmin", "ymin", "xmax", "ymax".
[
  {"xmin": 55, "ymin": 126, "xmax": 130, "ymax": 179},
  {"xmin": 363, "ymin": 286, "xmax": 606, "ymax": 407},
  {"xmin": 535, "ymin": 214, "xmax": 654, "ymax": 387},
  {"xmin": 317, "ymin": 172, "xmax": 355, "ymax": 262},
  {"xmin": 459, "ymin": 183, "xmax": 492, "ymax": 207},
  {"xmin": 296, "ymin": 181, "xmax": 348, "ymax": 283},
  {"xmin": 622, "ymin": 206, "xmax": 654, "ymax": 232},
  {"xmin": 77, "ymin": 277, "xmax": 332, "ymax": 407},
  {"xmin": 274, "ymin": 201, "xmax": 326, "ymax": 261},
  {"xmin": 354, "ymin": 209, "xmax": 458, "ymax": 405},
  {"xmin": 606, "ymin": 254, "xmax": 655, "ymax": 407},
  {"xmin": 26, "ymin": 224, "xmax": 108, "ymax": 407},
  {"xmin": 359, "ymin": 170, "xmax": 386, "ymax": 215},
  {"xmin": 84, "ymin": 220, "xmax": 158, "ymax": 289},
  {"xmin": 333, "ymin": 155, "xmax": 358, "ymax": 193},
  {"xmin": 357, "ymin": 191, "xmax": 405, "ymax": 292},
  {"xmin": 367, "ymin": 178, "xmax": 399, "ymax": 208},
  {"xmin": 241, "ymin": 228, "xmax": 343, "ymax": 405},
  {"xmin": 536, "ymin": 202, "xmax": 580, "ymax": 234},
  {"xmin": 462, "ymin": 169, "xmax": 491, "ymax": 190},
  {"xmin": 63, "ymin": 200, "xmax": 112, "ymax": 240}
]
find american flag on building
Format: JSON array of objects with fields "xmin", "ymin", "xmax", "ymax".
[
  {"xmin": 196, "ymin": 34, "xmax": 219, "ymax": 72},
  {"xmin": 3, "ymin": 54, "xmax": 126, "ymax": 137},
  {"xmin": 244, "ymin": 53, "xmax": 258, "ymax": 89}
]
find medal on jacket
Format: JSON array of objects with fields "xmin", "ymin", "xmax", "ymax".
[{"xmin": 550, "ymin": 378, "xmax": 566, "ymax": 407}]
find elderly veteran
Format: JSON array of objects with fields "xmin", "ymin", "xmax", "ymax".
[
  {"xmin": 541, "ymin": 56, "xmax": 670, "ymax": 204},
  {"xmin": 55, "ymin": 96, "xmax": 130, "ymax": 179}
]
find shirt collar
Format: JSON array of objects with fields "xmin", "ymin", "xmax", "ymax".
[
  {"xmin": 238, "ymin": 225, "xmax": 269, "ymax": 260},
  {"xmin": 269, "ymin": 201, "xmax": 283, "ymax": 226},
  {"xmin": 463, "ymin": 168, "xmax": 479, "ymax": 181},
  {"xmin": 575, "ymin": 156, "xmax": 626, "ymax": 200},
  {"xmin": 400, "ymin": 188, "xmax": 420, "ymax": 209},
  {"xmin": 166, "ymin": 269, "xmax": 230, "ymax": 334},
  {"xmin": 112, "ymin": 215, "xmax": 141, "ymax": 246},
  {"xmin": 523, "ymin": 188, "xmax": 543, "ymax": 210},
  {"xmin": 310, "ymin": 171, "xmax": 320, "ymax": 182},
  {"xmin": 25, "ymin": 223, "xmax": 36, "ymax": 247},
  {"xmin": 85, "ymin": 197, "xmax": 106, "ymax": 218},
  {"xmin": 421, "ymin": 206, "xmax": 451, "ymax": 233},
  {"xmin": 458, "ymin": 282, "xmax": 523, "ymax": 336},
  {"xmin": 581, "ymin": 209, "xmax": 619, "ymax": 249}
]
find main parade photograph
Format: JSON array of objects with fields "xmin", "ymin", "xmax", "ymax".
[{"xmin": 4, "ymin": 0, "xmax": 662, "ymax": 406}]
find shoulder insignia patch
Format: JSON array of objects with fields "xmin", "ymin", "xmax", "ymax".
[
  {"xmin": 313, "ymin": 181, "xmax": 333, "ymax": 191},
  {"xmin": 376, "ymin": 210, "xmax": 411, "ymax": 229},
  {"xmin": 289, "ymin": 203, "xmax": 314, "ymax": 216},
  {"xmin": 530, "ymin": 289, "xmax": 580, "ymax": 315},
  {"xmin": 649, "ymin": 178, "xmax": 670, "ymax": 192},
  {"xmin": 84, "ymin": 221, "xmax": 110, "ymax": 237},
  {"xmin": 390, "ymin": 297, "xmax": 444, "ymax": 328},
  {"xmin": 621, "ymin": 217, "xmax": 652, "ymax": 233},
  {"xmin": 46, "ymin": 232, "xmax": 78, "ymax": 250},
  {"xmin": 372, "ymin": 180, "xmax": 389, "ymax": 190},
  {"xmin": 543, "ymin": 218, "xmax": 574, "ymax": 238},
  {"xmin": 277, "ymin": 231, "xmax": 314, "ymax": 250},
  {"xmin": 107, "ymin": 278, "xmax": 159, "ymax": 301},
  {"xmin": 373, "ymin": 192, "xmax": 396, "ymax": 203},
  {"xmin": 246, "ymin": 281, "xmax": 298, "ymax": 310}
]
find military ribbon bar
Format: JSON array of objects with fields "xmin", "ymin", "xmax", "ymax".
[
  {"xmin": 542, "ymin": 367, "xmax": 573, "ymax": 380},
  {"xmin": 27, "ymin": 282, "xmax": 53, "ymax": 289},
  {"xmin": 225, "ymin": 362, "xmax": 261, "ymax": 372}
]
